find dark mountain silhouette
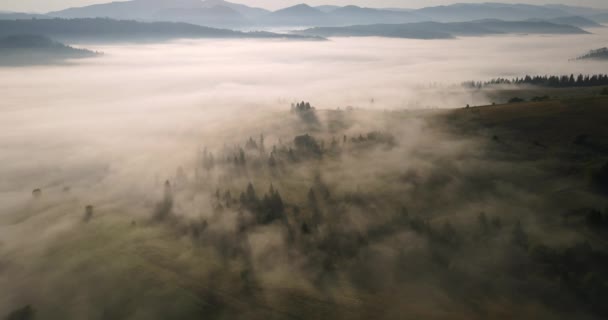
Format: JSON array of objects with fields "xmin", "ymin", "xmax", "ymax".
[
  {"xmin": 20, "ymin": 1, "xmax": 606, "ymax": 30},
  {"xmin": 48, "ymin": 0, "xmax": 269, "ymax": 28},
  {"xmin": 544, "ymin": 4, "xmax": 608, "ymax": 17},
  {"xmin": 49, "ymin": 0, "xmax": 199, "ymax": 20},
  {"xmin": 297, "ymin": 23, "xmax": 454, "ymax": 39},
  {"xmin": 264, "ymin": 4, "xmax": 424, "ymax": 27},
  {"xmin": 199, "ymin": 0, "xmax": 269, "ymax": 19},
  {"xmin": 328, "ymin": 5, "xmax": 423, "ymax": 25},
  {"xmin": 0, "ymin": 34, "xmax": 97, "ymax": 66},
  {"xmin": 411, "ymin": 3, "xmax": 571, "ymax": 22},
  {"xmin": 0, "ymin": 18, "xmax": 322, "ymax": 42},
  {"xmin": 0, "ymin": 11, "xmax": 49, "ymax": 20},
  {"xmin": 265, "ymin": 4, "xmax": 328, "ymax": 26},
  {"xmin": 315, "ymin": 5, "xmax": 340, "ymax": 13},
  {"xmin": 591, "ymin": 13, "xmax": 608, "ymax": 24},
  {"xmin": 543, "ymin": 16, "xmax": 603, "ymax": 28},
  {"xmin": 296, "ymin": 20, "xmax": 589, "ymax": 39},
  {"xmin": 42, "ymin": 1, "xmax": 608, "ymax": 29},
  {"xmin": 153, "ymin": 5, "xmax": 247, "ymax": 27}
]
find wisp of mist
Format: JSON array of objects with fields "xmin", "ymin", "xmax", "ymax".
[{"xmin": 1, "ymin": 30, "xmax": 608, "ymax": 319}]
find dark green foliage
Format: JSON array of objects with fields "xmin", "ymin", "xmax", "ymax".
[
  {"xmin": 508, "ymin": 97, "xmax": 525, "ymax": 103},
  {"xmin": 301, "ymin": 222, "xmax": 311, "ymax": 234},
  {"xmin": 244, "ymin": 137, "xmax": 258, "ymax": 150},
  {"xmin": 586, "ymin": 209, "xmax": 607, "ymax": 228},
  {"xmin": 202, "ymin": 148, "xmax": 215, "ymax": 171},
  {"xmin": 531, "ymin": 95, "xmax": 550, "ymax": 102},
  {"xmin": 291, "ymin": 101, "xmax": 319, "ymax": 124},
  {"xmin": 294, "ymin": 134, "xmax": 322, "ymax": 157},
  {"xmin": 592, "ymin": 161, "xmax": 608, "ymax": 193},
  {"xmin": 236, "ymin": 183, "xmax": 286, "ymax": 224},
  {"xmin": 5, "ymin": 305, "xmax": 35, "ymax": 320},
  {"xmin": 511, "ymin": 220, "xmax": 529, "ymax": 249},
  {"xmin": 464, "ymin": 74, "xmax": 608, "ymax": 89},
  {"xmin": 267, "ymin": 154, "xmax": 277, "ymax": 167},
  {"xmin": 245, "ymin": 183, "xmax": 257, "ymax": 204},
  {"xmin": 576, "ymin": 47, "xmax": 608, "ymax": 60},
  {"xmin": 83, "ymin": 205, "xmax": 94, "ymax": 222},
  {"xmin": 37, "ymin": 100, "xmax": 608, "ymax": 319},
  {"xmin": 153, "ymin": 180, "xmax": 173, "ymax": 221},
  {"xmin": 349, "ymin": 131, "xmax": 396, "ymax": 148},
  {"xmin": 258, "ymin": 187, "xmax": 285, "ymax": 224},
  {"xmin": 532, "ymin": 242, "xmax": 608, "ymax": 316},
  {"xmin": 573, "ymin": 134, "xmax": 589, "ymax": 145}
]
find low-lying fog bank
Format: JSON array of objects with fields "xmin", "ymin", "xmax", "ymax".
[
  {"xmin": 1, "ymin": 33, "xmax": 607, "ymax": 191},
  {"xmin": 1, "ymin": 33, "xmax": 608, "ymax": 319}
]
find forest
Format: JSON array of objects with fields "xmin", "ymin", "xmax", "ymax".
[
  {"xmin": 463, "ymin": 73, "xmax": 608, "ymax": 89},
  {"xmin": 5, "ymin": 93, "xmax": 608, "ymax": 319}
]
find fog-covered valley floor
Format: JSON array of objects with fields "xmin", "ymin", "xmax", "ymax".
[{"xmin": 1, "ymin": 33, "xmax": 608, "ymax": 319}]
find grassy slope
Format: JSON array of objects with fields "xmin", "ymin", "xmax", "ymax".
[
  {"xmin": 449, "ymin": 95, "xmax": 608, "ymax": 146},
  {"xmin": 3, "ymin": 90, "xmax": 608, "ymax": 320}
]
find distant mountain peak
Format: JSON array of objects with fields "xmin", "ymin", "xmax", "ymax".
[
  {"xmin": 201, "ymin": 0, "xmax": 229, "ymax": 6},
  {"xmin": 292, "ymin": 4, "xmax": 314, "ymax": 9},
  {"xmin": 272, "ymin": 3, "xmax": 324, "ymax": 15}
]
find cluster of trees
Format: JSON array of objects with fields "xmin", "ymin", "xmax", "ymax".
[
  {"xmin": 463, "ymin": 74, "xmax": 608, "ymax": 89},
  {"xmin": 291, "ymin": 101, "xmax": 318, "ymax": 124},
  {"xmin": 5, "ymin": 305, "xmax": 34, "ymax": 320},
  {"xmin": 506, "ymin": 95, "xmax": 550, "ymax": 104},
  {"xmin": 153, "ymin": 180, "xmax": 174, "ymax": 221},
  {"xmin": 294, "ymin": 134, "xmax": 322, "ymax": 157},
  {"xmin": 133, "ymin": 102, "xmax": 608, "ymax": 320},
  {"xmin": 291, "ymin": 101, "xmax": 313, "ymax": 112},
  {"xmin": 575, "ymin": 47, "xmax": 608, "ymax": 61},
  {"xmin": 234, "ymin": 183, "xmax": 286, "ymax": 225},
  {"xmin": 196, "ymin": 129, "xmax": 397, "ymax": 180},
  {"xmin": 348, "ymin": 131, "xmax": 396, "ymax": 147}
]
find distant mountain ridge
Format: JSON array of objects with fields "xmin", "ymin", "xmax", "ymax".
[
  {"xmin": 0, "ymin": 34, "xmax": 98, "ymax": 66},
  {"xmin": 296, "ymin": 20, "xmax": 589, "ymax": 39},
  {"xmin": 412, "ymin": 3, "xmax": 570, "ymax": 22},
  {"xmin": 0, "ymin": 18, "xmax": 322, "ymax": 42},
  {"xmin": 2, "ymin": 2, "xmax": 606, "ymax": 30},
  {"xmin": 41, "ymin": 1, "xmax": 608, "ymax": 28},
  {"xmin": 543, "ymin": 16, "xmax": 602, "ymax": 28},
  {"xmin": 0, "ymin": 11, "xmax": 50, "ymax": 20},
  {"xmin": 48, "ymin": 0, "xmax": 269, "ymax": 27}
]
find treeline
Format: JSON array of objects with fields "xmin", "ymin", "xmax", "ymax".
[
  {"xmin": 575, "ymin": 47, "xmax": 608, "ymax": 61},
  {"xmin": 463, "ymin": 74, "xmax": 608, "ymax": 89}
]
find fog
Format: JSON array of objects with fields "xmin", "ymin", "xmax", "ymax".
[
  {"xmin": 2, "ymin": 32, "xmax": 607, "ymax": 187},
  {"xmin": 1, "ymin": 31, "xmax": 608, "ymax": 319}
]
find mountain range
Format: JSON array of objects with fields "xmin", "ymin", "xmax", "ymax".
[
  {"xmin": 3, "ymin": 1, "xmax": 604, "ymax": 29},
  {"xmin": 295, "ymin": 20, "xmax": 590, "ymax": 39},
  {"xmin": 0, "ymin": 34, "xmax": 98, "ymax": 66},
  {"xmin": 0, "ymin": 18, "xmax": 322, "ymax": 42}
]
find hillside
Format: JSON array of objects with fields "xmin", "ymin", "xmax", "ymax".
[
  {"xmin": 576, "ymin": 47, "xmax": 608, "ymax": 60},
  {"xmin": 544, "ymin": 15, "xmax": 603, "ymax": 28},
  {"xmin": 265, "ymin": 4, "xmax": 328, "ymax": 26},
  {"xmin": 0, "ymin": 12, "xmax": 49, "ymax": 20},
  {"xmin": 412, "ymin": 3, "xmax": 572, "ymax": 22},
  {"xmin": 0, "ymin": 18, "xmax": 321, "ymax": 42},
  {"xmin": 296, "ymin": 19, "xmax": 589, "ymax": 39},
  {"xmin": 0, "ymin": 34, "xmax": 97, "ymax": 65},
  {"xmin": 5, "ymin": 92, "xmax": 608, "ymax": 319}
]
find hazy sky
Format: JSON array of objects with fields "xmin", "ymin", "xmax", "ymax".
[{"xmin": 2, "ymin": 0, "xmax": 608, "ymax": 13}]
